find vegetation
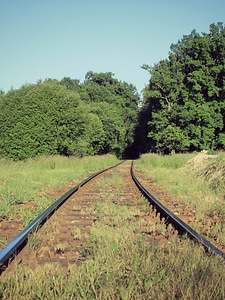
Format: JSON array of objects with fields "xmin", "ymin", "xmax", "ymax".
[
  {"xmin": 0, "ymin": 23, "xmax": 224, "ymax": 161},
  {"xmin": 136, "ymin": 151, "xmax": 225, "ymax": 246},
  {"xmin": 0, "ymin": 154, "xmax": 119, "ymax": 222},
  {"xmin": 0, "ymin": 20, "xmax": 225, "ymax": 298},
  {"xmin": 138, "ymin": 22, "xmax": 225, "ymax": 154},
  {"xmin": 0, "ymin": 155, "xmax": 225, "ymax": 299},
  {"xmin": 0, "ymin": 73, "xmax": 140, "ymax": 160}
]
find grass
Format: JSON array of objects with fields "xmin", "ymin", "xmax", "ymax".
[
  {"xmin": 0, "ymin": 154, "xmax": 119, "ymax": 223},
  {"xmin": 135, "ymin": 151, "xmax": 225, "ymax": 250},
  {"xmin": 71, "ymin": 226, "xmax": 82, "ymax": 240},
  {"xmin": 0, "ymin": 155, "xmax": 225, "ymax": 299},
  {"xmin": 0, "ymin": 236, "xmax": 7, "ymax": 248},
  {"xmin": 28, "ymin": 231, "xmax": 40, "ymax": 252}
]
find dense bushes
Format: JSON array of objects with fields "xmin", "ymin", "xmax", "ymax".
[{"xmin": 0, "ymin": 74, "xmax": 140, "ymax": 160}]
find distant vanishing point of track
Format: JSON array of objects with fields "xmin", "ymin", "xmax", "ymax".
[{"xmin": 0, "ymin": 161, "xmax": 225, "ymax": 275}]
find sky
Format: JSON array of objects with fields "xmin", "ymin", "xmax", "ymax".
[{"xmin": 0, "ymin": 0, "xmax": 225, "ymax": 95}]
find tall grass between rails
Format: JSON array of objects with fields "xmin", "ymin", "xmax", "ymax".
[
  {"xmin": 0, "ymin": 154, "xmax": 119, "ymax": 222},
  {"xmin": 135, "ymin": 151, "xmax": 225, "ymax": 244},
  {"xmin": 0, "ymin": 166, "xmax": 224, "ymax": 299}
]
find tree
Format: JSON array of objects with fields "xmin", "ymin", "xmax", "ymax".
[
  {"xmin": 87, "ymin": 102, "xmax": 126, "ymax": 155},
  {"xmin": 0, "ymin": 71, "xmax": 140, "ymax": 160},
  {"xmin": 81, "ymin": 71, "xmax": 140, "ymax": 157},
  {"xmin": 0, "ymin": 81, "xmax": 85, "ymax": 159},
  {"xmin": 59, "ymin": 77, "xmax": 81, "ymax": 91},
  {"xmin": 141, "ymin": 22, "xmax": 225, "ymax": 153}
]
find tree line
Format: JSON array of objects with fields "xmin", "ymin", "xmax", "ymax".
[
  {"xmin": 137, "ymin": 22, "xmax": 225, "ymax": 154},
  {"xmin": 0, "ymin": 72, "xmax": 140, "ymax": 160},
  {"xmin": 0, "ymin": 22, "xmax": 224, "ymax": 160}
]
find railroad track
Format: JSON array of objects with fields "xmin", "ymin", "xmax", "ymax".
[{"xmin": 0, "ymin": 161, "xmax": 225, "ymax": 275}]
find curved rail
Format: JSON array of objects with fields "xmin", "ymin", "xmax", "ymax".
[
  {"xmin": 0, "ymin": 161, "xmax": 124, "ymax": 274},
  {"xmin": 131, "ymin": 161, "xmax": 225, "ymax": 260},
  {"xmin": 1, "ymin": 160, "xmax": 224, "ymax": 275}
]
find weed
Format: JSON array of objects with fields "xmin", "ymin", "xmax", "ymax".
[
  {"xmin": 0, "ymin": 236, "xmax": 7, "ymax": 249},
  {"xmin": 0, "ymin": 198, "xmax": 13, "ymax": 219},
  {"xmin": 0, "ymin": 154, "xmax": 119, "ymax": 220},
  {"xmin": 1, "ymin": 153, "xmax": 225, "ymax": 299},
  {"xmin": 19, "ymin": 207, "xmax": 36, "ymax": 227},
  {"xmin": 28, "ymin": 232, "xmax": 40, "ymax": 252},
  {"xmin": 54, "ymin": 243, "xmax": 66, "ymax": 254},
  {"xmin": 71, "ymin": 227, "xmax": 82, "ymax": 240},
  {"xmin": 136, "ymin": 152, "xmax": 225, "ymax": 241}
]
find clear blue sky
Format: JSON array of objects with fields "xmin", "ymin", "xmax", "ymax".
[{"xmin": 1, "ymin": 0, "xmax": 224, "ymax": 95}]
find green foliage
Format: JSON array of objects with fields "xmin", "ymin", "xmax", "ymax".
[
  {"xmin": 87, "ymin": 102, "xmax": 126, "ymax": 154},
  {"xmin": 59, "ymin": 77, "xmax": 81, "ymax": 91},
  {"xmin": 0, "ymin": 72, "xmax": 140, "ymax": 160},
  {"xmin": 0, "ymin": 81, "xmax": 83, "ymax": 159},
  {"xmin": 141, "ymin": 22, "xmax": 225, "ymax": 153},
  {"xmin": 79, "ymin": 71, "xmax": 140, "ymax": 157}
]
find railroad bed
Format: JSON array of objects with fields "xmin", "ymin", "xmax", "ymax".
[{"xmin": 0, "ymin": 161, "xmax": 225, "ymax": 274}]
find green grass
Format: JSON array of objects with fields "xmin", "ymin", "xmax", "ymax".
[
  {"xmin": 0, "ymin": 154, "xmax": 119, "ymax": 223},
  {"xmin": 0, "ymin": 154, "xmax": 225, "ymax": 300},
  {"xmin": 135, "ymin": 151, "xmax": 225, "ymax": 249},
  {"xmin": 0, "ymin": 157, "xmax": 225, "ymax": 299},
  {"xmin": 135, "ymin": 152, "xmax": 224, "ymax": 211}
]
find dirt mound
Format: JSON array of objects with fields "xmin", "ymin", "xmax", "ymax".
[
  {"xmin": 187, "ymin": 150, "xmax": 217, "ymax": 165},
  {"xmin": 186, "ymin": 151, "xmax": 224, "ymax": 195}
]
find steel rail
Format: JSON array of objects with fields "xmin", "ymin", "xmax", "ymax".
[
  {"xmin": 1, "ymin": 160, "xmax": 223, "ymax": 275},
  {"xmin": 131, "ymin": 161, "xmax": 225, "ymax": 260},
  {"xmin": 0, "ymin": 161, "xmax": 124, "ymax": 274}
]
